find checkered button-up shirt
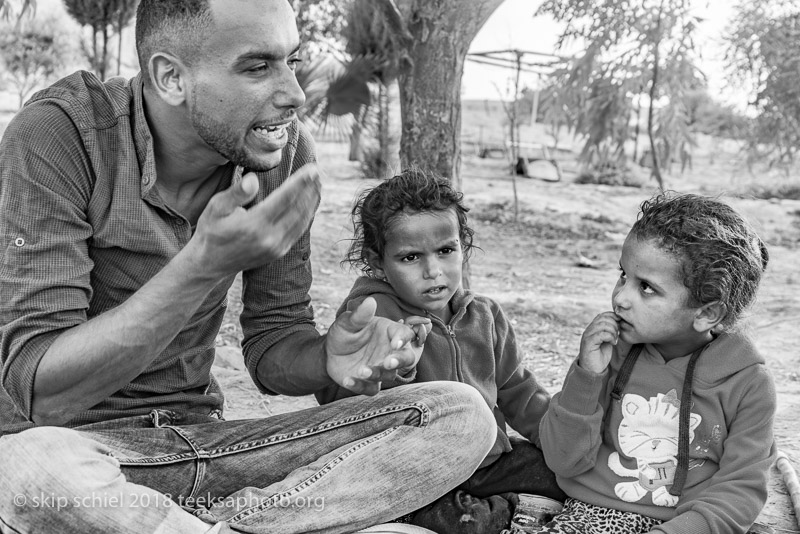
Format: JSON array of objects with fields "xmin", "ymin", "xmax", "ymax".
[{"xmin": 0, "ymin": 71, "xmax": 320, "ymax": 434}]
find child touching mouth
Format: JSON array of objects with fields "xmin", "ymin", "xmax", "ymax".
[{"xmin": 538, "ymin": 193, "xmax": 776, "ymax": 534}]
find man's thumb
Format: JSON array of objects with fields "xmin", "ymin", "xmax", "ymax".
[
  {"xmin": 212, "ymin": 172, "xmax": 260, "ymax": 216},
  {"xmin": 344, "ymin": 296, "xmax": 377, "ymax": 332}
]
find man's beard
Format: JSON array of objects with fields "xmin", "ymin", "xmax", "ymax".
[{"xmin": 190, "ymin": 106, "xmax": 281, "ymax": 173}]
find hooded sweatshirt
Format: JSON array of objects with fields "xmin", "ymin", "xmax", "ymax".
[
  {"xmin": 316, "ymin": 277, "xmax": 551, "ymax": 462},
  {"xmin": 540, "ymin": 332, "xmax": 777, "ymax": 534}
]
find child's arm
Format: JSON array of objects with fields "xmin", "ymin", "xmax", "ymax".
[
  {"xmin": 650, "ymin": 367, "xmax": 777, "ymax": 534},
  {"xmin": 539, "ymin": 312, "xmax": 617, "ymax": 477},
  {"xmin": 492, "ymin": 304, "xmax": 551, "ymax": 447}
]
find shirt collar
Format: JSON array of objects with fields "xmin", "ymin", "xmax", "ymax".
[{"xmin": 130, "ymin": 73, "xmax": 159, "ymax": 198}]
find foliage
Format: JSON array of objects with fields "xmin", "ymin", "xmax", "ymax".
[
  {"xmin": 0, "ymin": 0, "xmax": 34, "ymax": 21},
  {"xmin": 745, "ymin": 183, "xmax": 800, "ymax": 201},
  {"xmin": 62, "ymin": 0, "xmax": 137, "ymax": 80},
  {"xmin": 536, "ymin": 0, "xmax": 704, "ymax": 189},
  {"xmin": 574, "ymin": 160, "xmax": 645, "ymax": 188},
  {"xmin": 291, "ymin": 0, "xmax": 348, "ymax": 59},
  {"xmin": 297, "ymin": 55, "xmax": 377, "ymax": 134},
  {"xmin": 726, "ymin": 0, "xmax": 800, "ymax": 169},
  {"xmin": 0, "ymin": 19, "xmax": 64, "ymax": 108},
  {"xmin": 683, "ymin": 89, "xmax": 750, "ymax": 140}
]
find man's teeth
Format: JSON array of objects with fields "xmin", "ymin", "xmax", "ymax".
[{"xmin": 255, "ymin": 123, "xmax": 288, "ymax": 140}]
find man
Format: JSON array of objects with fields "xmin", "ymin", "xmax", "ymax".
[{"xmin": 0, "ymin": 0, "xmax": 496, "ymax": 532}]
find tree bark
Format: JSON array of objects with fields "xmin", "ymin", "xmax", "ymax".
[
  {"xmin": 395, "ymin": 0, "xmax": 503, "ymax": 189},
  {"xmin": 382, "ymin": 76, "xmax": 402, "ymax": 178},
  {"xmin": 647, "ymin": 1, "xmax": 665, "ymax": 190}
]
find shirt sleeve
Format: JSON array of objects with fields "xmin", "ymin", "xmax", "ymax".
[
  {"xmin": 0, "ymin": 103, "xmax": 95, "ymax": 420},
  {"xmin": 650, "ymin": 365, "xmax": 777, "ymax": 534},
  {"xmin": 493, "ymin": 303, "xmax": 551, "ymax": 448},
  {"xmin": 240, "ymin": 121, "xmax": 329, "ymax": 395},
  {"xmin": 539, "ymin": 357, "xmax": 611, "ymax": 477}
]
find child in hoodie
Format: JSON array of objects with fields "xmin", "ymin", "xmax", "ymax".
[
  {"xmin": 538, "ymin": 192, "xmax": 776, "ymax": 534},
  {"xmin": 316, "ymin": 167, "xmax": 564, "ymax": 504}
]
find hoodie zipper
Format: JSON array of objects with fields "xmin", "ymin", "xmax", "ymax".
[
  {"xmin": 444, "ymin": 323, "xmax": 464, "ymax": 382},
  {"xmin": 425, "ymin": 313, "xmax": 463, "ymax": 382}
]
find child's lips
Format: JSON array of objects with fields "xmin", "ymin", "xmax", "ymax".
[{"xmin": 424, "ymin": 285, "xmax": 447, "ymax": 296}]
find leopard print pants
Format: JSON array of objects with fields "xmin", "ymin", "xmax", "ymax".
[{"xmin": 522, "ymin": 497, "xmax": 662, "ymax": 534}]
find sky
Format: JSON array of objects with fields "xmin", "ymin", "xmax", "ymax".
[{"xmin": 463, "ymin": 0, "xmax": 744, "ymax": 107}]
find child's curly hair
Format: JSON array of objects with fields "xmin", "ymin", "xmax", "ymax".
[
  {"xmin": 630, "ymin": 192, "xmax": 769, "ymax": 329},
  {"xmin": 344, "ymin": 167, "xmax": 475, "ymax": 277}
]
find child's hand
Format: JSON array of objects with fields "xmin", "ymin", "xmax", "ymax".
[
  {"xmin": 396, "ymin": 316, "xmax": 432, "ymax": 372},
  {"xmin": 400, "ymin": 316, "xmax": 432, "ymax": 347},
  {"xmin": 578, "ymin": 311, "xmax": 619, "ymax": 374}
]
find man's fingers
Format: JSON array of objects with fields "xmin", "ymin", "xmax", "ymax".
[
  {"xmin": 251, "ymin": 163, "xmax": 321, "ymax": 223},
  {"xmin": 342, "ymin": 377, "xmax": 381, "ymax": 396},
  {"xmin": 209, "ymin": 172, "xmax": 260, "ymax": 217}
]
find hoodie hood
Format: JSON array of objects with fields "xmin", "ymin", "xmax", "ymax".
[{"xmin": 643, "ymin": 330, "xmax": 765, "ymax": 384}]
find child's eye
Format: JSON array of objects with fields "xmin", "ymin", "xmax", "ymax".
[
  {"xmin": 640, "ymin": 282, "xmax": 655, "ymax": 295},
  {"xmin": 618, "ymin": 267, "xmax": 627, "ymax": 280},
  {"xmin": 440, "ymin": 247, "xmax": 453, "ymax": 255},
  {"xmin": 247, "ymin": 63, "xmax": 268, "ymax": 73},
  {"xmin": 402, "ymin": 254, "xmax": 418, "ymax": 262}
]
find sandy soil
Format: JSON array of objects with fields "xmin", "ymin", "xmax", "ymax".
[{"xmin": 215, "ymin": 140, "xmax": 800, "ymax": 532}]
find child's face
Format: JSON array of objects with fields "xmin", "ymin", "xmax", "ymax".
[
  {"xmin": 611, "ymin": 235, "xmax": 709, "ymax": 360},
  {"xmin": 373, "ymin": 209, "xmax": 463, "ymax": 320}
]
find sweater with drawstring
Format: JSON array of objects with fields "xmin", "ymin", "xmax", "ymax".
[
  {"xmin": 316, "ymin": 277, "xmax": 551, "ymax": 465},
  {"xmin": 539, "ymin": 332, "xmax": 777, "ymax": 534}
]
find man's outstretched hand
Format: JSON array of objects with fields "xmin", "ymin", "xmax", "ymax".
[{"xmin": 325, "ymin": 297, "xmax": 429, "ymax": 395}]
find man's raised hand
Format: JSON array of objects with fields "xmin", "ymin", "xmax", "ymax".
[{"xmin": 188, "ymin": 163, "xmax": 321, "ymax": 281}]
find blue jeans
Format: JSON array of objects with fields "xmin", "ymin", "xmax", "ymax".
[{"xmin": 0, "ymin": 381, "xmax": 495, "ymax": 534}]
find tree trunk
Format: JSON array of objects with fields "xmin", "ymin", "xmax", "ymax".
[
  {"xmin": 349, "ymin": 106, "xmax": 366, "ymax": 162},
  {"xmin": 382, "ymin": 75, "xmax": 402, "ymax": 178},
  {"xmin": 91, "ymin": 26, "xmax": 99, "ymax": 76},
  {"xmin": 117, "ymin": 20, "xmax": 123, "ymax": 75},
  {"xmin": 101, "ymin": 24, "xmax": 109, "ymax": 80},
  {"xmin": 647, "ymin": 3, "xmax": 665, "ymax": 190},
  {"xmin": 395, "ymin": 0, "xmax": 503, "ymax": 190}
]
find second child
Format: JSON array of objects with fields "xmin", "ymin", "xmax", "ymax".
[{"xmin": 538, "ymin": 193, "xmax": 776, "ymax": 534}]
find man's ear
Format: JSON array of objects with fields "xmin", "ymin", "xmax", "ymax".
[
  {"xmin": 148, "ymin": 52, "xmax": 189, "ymax": 107},
  {"xmin": 693, "ymin": 301, "xmax": 727, "ymax": 333},
  {"xmin": 366, "ymin": 250, "xmax": 385, "ymax": 279}
]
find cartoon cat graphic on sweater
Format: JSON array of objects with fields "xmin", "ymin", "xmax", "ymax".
[{"xmin": 608, "ymin": 389, "xmax": 701, "ymax": 507}]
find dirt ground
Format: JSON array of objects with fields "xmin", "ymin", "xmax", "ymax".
[{"xmin": 215, "ymin": 140, "xmax": 800, "ymax": 532}]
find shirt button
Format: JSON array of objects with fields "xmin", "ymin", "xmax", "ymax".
[
  {"xmin": 142, "ymin": 176, "xmax": 150, "ymax": 185},
  {"xmin": 14, "ymin": 237, "xmax": 25, "ymax": 247}
]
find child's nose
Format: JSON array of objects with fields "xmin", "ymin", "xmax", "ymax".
[
  {"xmin": 612, "ymin": 287, "xmax": 629, "ymax": 311},
  {"xmin": 423, "ymin": 259, "xmax": 442, "ymax": 279}
]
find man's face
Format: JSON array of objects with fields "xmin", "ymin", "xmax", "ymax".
[
  {"xmin": 187, "ymin": 0, "xmax": 306, "ymax": 171},
  {"xmin": 411, "ymin": 490, "xmax": 518, "ymax": 534}
]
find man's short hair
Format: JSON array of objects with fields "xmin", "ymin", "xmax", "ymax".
[{"xmin": 135, "ymin": 0, "xmax": 214, "ymax": 84}]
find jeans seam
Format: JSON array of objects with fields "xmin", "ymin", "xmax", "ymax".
[
  {"xmin": 0, "ymin": 512, "xmax": 24, "ymax": 534},
  {"xmin": 113, "ymin": 402, "xmax": 430, "ymax": 469},
  {"xmin": 166, "ymin": 425, "xmax": 206, "ymax": 498},
  {"xmin": 227, "ymin": 425, "xmax": 400, "ymax": 524},
  {"xmin": 205, "ymin": 402, "xmax": 429, "ymax": 459}
]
